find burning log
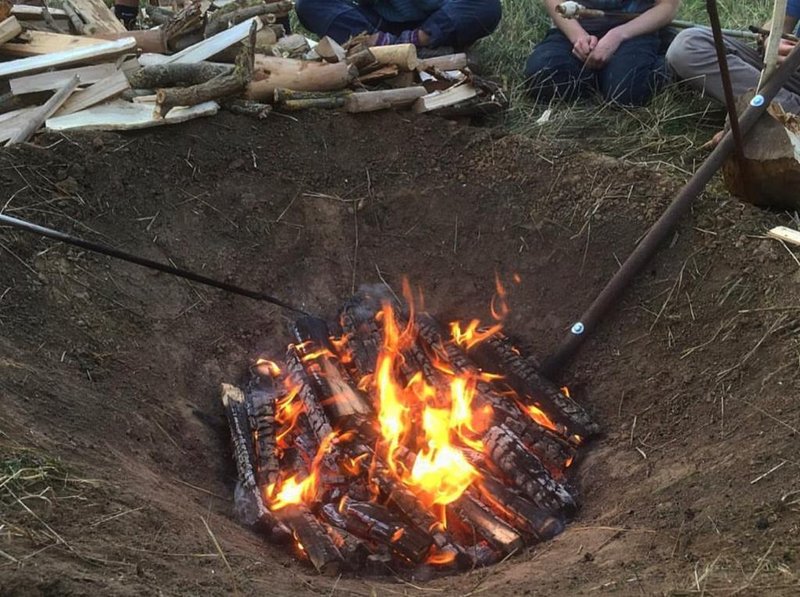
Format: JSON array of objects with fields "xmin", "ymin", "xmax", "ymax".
[
  {"xmin": 502, "ymin": 415, "xmax": 576, "ymax": 477},
  {"xmin": 219, "ymin": 383, "xmax": 289, "ymax": 539},
  {"xmin": 292, "ymin": 317, "xmax": 373, "ymax": 430},
  {"xmin": 321, "ymin": 499, "xmax": 434, "ymax": 564},
  {"xmin": 275, "ymin": 503, "xmax": 343, "ymax": 574},
  {"xmin": 325, "ymin": 523, "xmax": 371, "ymax": 571},
  {"xmin": 244, "ymin": 369, "xmax": 282, "ymax": 488},
  {"xmin": 285, "ymin": 348, "xmax": 333, "ymax": 443},
  {"xmin": 483, "ymin": 424, "xmax": 576, "ymax": 516},
  {"xmin": 468, "ymin": 332, "xmax": 600, "ymax": 439},
  {"xmin": 448, "ymin": 494, "xmax": 523, "ymax": 555},
  {"xmin": 473, "ymin": 476, "xmax": 565, "ymax": 542}
]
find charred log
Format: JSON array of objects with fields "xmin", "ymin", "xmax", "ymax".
[
  {"xmin": 448, "ymin": 494, "xmax": 523, "ymax": 555},
  {"xmin": 275, "ymin": 503, "xmax": 343, "ymax": 574},
  {"xmin": 219, "ymin": 383, "xmax": 289, "ymax": 539},
  {"xmin": 321, "ymin": 500, "xmax": 434, "ymax": 564},
  {"xmin": 473, "ymin": 476, "xmax": 565, "ymax": 542},
  {"xmin": 243, "ymin": 372, "xmax": 281, "ymax": 488},
  {"xmin": 469, "ymin": 332, "xmax": 599, "ymax": 439},
  {"xmin": 286, "ymin": 347, "xmax": 334, "ymax": 443},
  {"xmin": 483, "ymin": 424, "xmax": 576, "ymax": 516},
  {"xmin": 292, "ymin": 317, "xmax": 373, "ymax": 430}
]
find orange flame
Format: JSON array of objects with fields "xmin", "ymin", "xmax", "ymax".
[
  {"xmin": 450, "ymin": 319, "xmax": 503, "ymax": 350},
  {"xmin": 490, "ymin": 273, "xmax": 510, "ymax": 321},
  {"xmin": 267, "ymin": 432, "xmax": 338, "ymax": 510},
  {"xmin": 527, "ymin": 405, "xmax": 558, "ymax": 433},
  {"xmin": 427, "ymin": 548, "xmax": 457, "ymax": 565}
]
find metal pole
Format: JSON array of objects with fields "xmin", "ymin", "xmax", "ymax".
[
  {"xmin": 706, "ymin": 0, "xmax": 749, "ymax": 180},
  {"xmin": 540, "ymin": 42, "xmax": 800, "ymax": 379},
  {"xmin": 0, "ymin": 213, "xmax": 311, "ymax": 316}
]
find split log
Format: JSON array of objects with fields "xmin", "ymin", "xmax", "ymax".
[
  {"xmin": 473, "ymin": 477, "xmax": 565, "ymax": 542},
  {"xmin": 7, "ymin": 75, "xmax": 78, "ymax": 146},
  {"xmin": 56, "ymin": 70, "xmax": 130, "ymax": 116},
  {"xmin": 768, "ymin": 225, "xmax": 800, "ymax": 247},
  {"xmin": 483, "ymin": 424, "xmax": 576, "ymax": 515},
  {"xmin": 344, "ymin": 87, "xmax": 428, "ymax": 113},
  {"xmin": 11, "ymin": 5, "xmax": 68, "ymax": 21},
  {"xmin": 210, "ymin": 26, "xmax": 280, "ymax": 63},
  {"xmin": 166, "ymin": 16, "xmax": 262, "ymax": 64},
  {"xmin": 205, "ymin": 0, "xmax": 292, "ymax": 37},
  {"xmin": 448, "ymin": 494, "xmax": 523, "ymax": 555},
  {"xmin": 10, "ymin": 63, "xmax": 118, "ymax": 95},
  {"xmin": 316, "ymin": 36, "xmax": 346, "ymax": 63},
  {"xmin": 469, "ymin": 331, "xmax": 599, "ymax": 438},
  {"xmin": 292, "ymin": 317, "xmax": 372, "ymax": 430},
  {"xmin": 93, "ymin": 29, "xmax": 169, "ymax": 54},
  {"xmin": 413, "ymin": 83, "xmax": 477, "ymax": 113},
  {"xmin": 220, "ymin": 384, "xmax": 291, "ymax": 541},
  {"xmin": 275, "ymin": 503, "xmax": 343, "ymax": 574},
  {"xmin": 502, "ymin": 415, "xmax": 576, "ymax": 477},
  {"xmin": 246, "ymin": 56, "xmax": 356, "ymax": 102},
  {"xmin": 127, "ymin": 62, "xmax": 234, "ymax": 89},
  {"xmin": 321, "ymin": 500, "xmax": 434, "ymax": 564},
  {"xmin": 1, "ymin": 30, "xmax": 107, "ymax": 58},
  {"xmin": 418, "ymin": 53, "xmax": 468, "ymax": 71},
  {"xmin": 356, "ymin": 64, "xmax": 400, "ymax": 85},
  {"xmin": 369, "ymin": 43, "xmax": 418, "ymax": 71},
  {"xmin": 0, "ymin": 37, "xmax": 136, "ymax": 79},
  {"xmin": 45, "ymin": 98, "xmax": 219, "ymax": 132},
  {"xmin": 0, "ymin": 16, "xmax": 21, "ymax": 44}
]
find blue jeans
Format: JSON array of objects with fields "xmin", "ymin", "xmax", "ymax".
[
  {"xmin": 524, "ymin": 28, "xmax": 668, "ymax": 106},
  {"xmin": 296, "ymin": 0, "xmax": 501, "ymax": 49}
]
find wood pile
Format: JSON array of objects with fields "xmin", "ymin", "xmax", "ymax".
[
  {"xmin": 0, "ymin": 0, "xmax": 508, "ymax": 144},
  {"xmin": 220, "ymin": 288, "xmax": 598, "ymax": 576}
]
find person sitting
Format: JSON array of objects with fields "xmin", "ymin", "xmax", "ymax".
[
  {"xmin": 666, "ymin": 5, "xmax": 800, "ymax": 113},
  {"xmin": 295, "ymin": 0, "xmax": 502, "ymax": 49},
  {"xmin": 525, "ymin": 0, "xmax": 680, "ymax": 107}
]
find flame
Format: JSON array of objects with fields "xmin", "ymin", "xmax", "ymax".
[
  {"xmin": 527, "ymin": 404, "xmax": 558, "ymax": 433},
  {"xmin": 267, "ymin": 432, "xmax": 338, "ymax": 510},
  {"xmin": 490, "ymin": 273, "xmax": 510, "ymax": 321},
  {"xmin": 255, "ymin": 357, "xmax": 282, "ymax": 377},
  {"xmin": 450, "ymin": 319, "xmax": 503, "ymax": 350},
  {"xmin": 427, "ymin": 548, "xmax": 457, "ymax": 565}
]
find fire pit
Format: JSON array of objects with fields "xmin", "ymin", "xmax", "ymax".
[{"xmin": 220, "ymin": 281, "xmax": 599, "ymax": 576}]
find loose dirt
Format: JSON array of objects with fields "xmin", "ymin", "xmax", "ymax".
[{"xmin": 0, "ymin": 111, "xmax": 798, "ymax": 596}]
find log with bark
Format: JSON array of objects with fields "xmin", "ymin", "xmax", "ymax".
[
  {"xmin": 246, "ymin": 55, "xmax": 356, "ymax": 101},
  {"xmin": 127, "ymin": 62, "xmax": 234, "ymax": 89}
]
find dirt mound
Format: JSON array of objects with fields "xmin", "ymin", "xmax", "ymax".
[{"xmin": 1, "ymin": 112, "xmax": 798, "ymax": 596}]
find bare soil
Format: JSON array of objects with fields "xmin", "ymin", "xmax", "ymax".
[{"xmin": 0, "ymin": 111, "xmax": 798, "ymax": 596}]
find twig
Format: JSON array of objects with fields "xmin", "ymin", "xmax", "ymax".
[
  {"xmin": 201, "ymin": 516, "xmax": 239, "ymax": 596},
  {"xmin": 750, "ymin": 461, "xmax": 786, "ymax": 485}
]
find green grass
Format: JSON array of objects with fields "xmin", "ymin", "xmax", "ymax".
[{"xmin": 475, "ymin": 0, "xmax": 777, "ymax": 170}]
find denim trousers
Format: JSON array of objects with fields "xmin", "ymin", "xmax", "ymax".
[
  {"xmin": 525, "ymin": 28, "xmax": 668, "ymax": 107},
  {"xmin": 296, "ymin": 0, "xmax": 501, "ymax": 49}
]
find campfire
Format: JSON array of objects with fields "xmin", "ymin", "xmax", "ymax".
[{"xmin": 221, "ymin": 280, "xmax": 599, "ymax": 575}]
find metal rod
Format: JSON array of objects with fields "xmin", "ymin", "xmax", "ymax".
[
  {"xmin": 706, "ymin": 0, "xmax": 749, "ymax": 176},
  {"xmin": 0, "ymin": 213, "xmax": 311, "ymax": 316},
  {"xmin": 540, "ymin": 41, "xmax": 800, "ymax": 379}
]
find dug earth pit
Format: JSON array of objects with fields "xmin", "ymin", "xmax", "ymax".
[{"xmin": 0, "ymin": 112, "xmax": 798, "ymax": 595}]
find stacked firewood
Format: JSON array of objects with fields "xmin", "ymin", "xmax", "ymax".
[
  {"xmin": 221, "ymin": 289, "xmax": 599, "ymax": 576},
  {"xmin": 0, "ymin": 0, "xmax": 508, "ymax": 143}
]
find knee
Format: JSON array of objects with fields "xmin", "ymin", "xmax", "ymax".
[
  {"xmin": 294, "ymin": 0, "xmax": 321, "ymax": 32},
  {"xmin": 666, "ymin": 28, "xmax": 712, "ymax": 78}
]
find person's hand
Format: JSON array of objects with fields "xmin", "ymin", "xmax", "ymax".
[
  {"xmin": 777, "ymin": 38, "xmax": 798, "ymax": 65},
  {"xmin": 585, "ymin": 29, "xmax": 624, "ymax": 70},
  {"xmin": 572, "ymin": 33, "xmax": 599, "ymax": 62}
]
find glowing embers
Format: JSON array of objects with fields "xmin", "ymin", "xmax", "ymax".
[{"xmin": 220, "ymin": 284, "xmax": 599, "ymax": 576}]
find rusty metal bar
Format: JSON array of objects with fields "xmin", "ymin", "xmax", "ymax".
[{"xmin": 540, "ymin": 41, "xmax": 800, "ymax": 379}]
